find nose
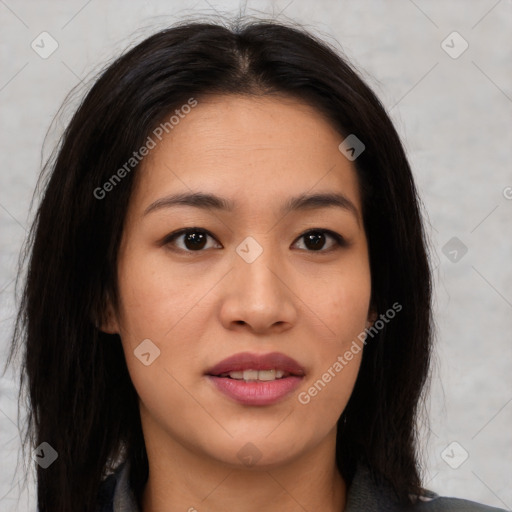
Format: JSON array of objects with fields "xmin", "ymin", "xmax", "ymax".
[{"xmin": 218, "ymin": 241, "xmax": 298, "ymax": 335}]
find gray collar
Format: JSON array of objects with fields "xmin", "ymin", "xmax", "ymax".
[
  {"xmin": 112, "ymin": 462, "xmax": 138, "ymax": 512},
  {"xmin": 111, "ymin": 462, "xmax": 436, "ymax": 512}
]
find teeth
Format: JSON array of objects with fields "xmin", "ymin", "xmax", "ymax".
[
  {"xmin": 243, "ymin": 369, "xmax": 259, "ymax": 381},
  {"xmin": 225, "ymin": 369, "xmax": 287, "ymax": 381},
  {"xmin": 228, "ymin": 371, "xmax": 244, "ymax": 380}
]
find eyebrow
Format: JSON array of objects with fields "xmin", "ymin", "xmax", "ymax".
[{"xmin": 143, "ymin": 191, "xmax": 360, "ymax": 223}]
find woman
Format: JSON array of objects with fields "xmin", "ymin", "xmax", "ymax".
[{"xmin": 8, "ymin": 19, "xmax": 506, "ymax": 512}]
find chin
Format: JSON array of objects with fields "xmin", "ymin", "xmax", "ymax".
[{"xmin": 203, "ymin": 432, "xmax": 309, "ymax": 470}]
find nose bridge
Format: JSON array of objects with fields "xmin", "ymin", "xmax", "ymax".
[
  {"xmin": 234, "ymin": 234, "xmax": 285, "ymax": 300},
  {"xmin": 219, "ymin": 234, "xmax": 296, "ymax": 332}
]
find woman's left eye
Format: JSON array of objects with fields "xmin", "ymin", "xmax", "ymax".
[{"xmin": 293, "ymin": 229, "xmax": 347, "ymax": 252}]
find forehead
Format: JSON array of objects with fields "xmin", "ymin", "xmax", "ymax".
[{"xmin": 133, "ymin": 94, "xmax": 362, "ymax": 214}]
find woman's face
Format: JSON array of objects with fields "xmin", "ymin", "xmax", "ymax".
[{"xmin": 108, "ymin": 94, "xmax": 373, "ymax": 469}]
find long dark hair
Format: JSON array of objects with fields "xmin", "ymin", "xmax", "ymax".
[{"xmin": 7, "ymin": 17, "xmax": 432, "ymax": 512}]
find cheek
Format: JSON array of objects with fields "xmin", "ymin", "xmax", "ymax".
[
  {"xmin": 292, "ymin": 346, "xmax": 362, "ymax": 449},
  {"xmin": 307, "ymin": 262, "xmax": 371, "ymax": 340},
  {"xmin": 296, "ymin": 298, "xmax": 364, "ymax": 420},
  {"xmin": 115, "ymin": 251, "xmax": 216, "ymax": 392},
  {"xmin": 115, "ymin": 250, "xmax": 207, "ymax": 340},
  {"xmin": 292, "ymin": 270, "xmax": 369, "ymax": 430}
]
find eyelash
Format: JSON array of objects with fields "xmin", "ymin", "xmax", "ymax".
[{"xmin": 162, "ymin": 227, "xmax": 348, "ymax": 254}]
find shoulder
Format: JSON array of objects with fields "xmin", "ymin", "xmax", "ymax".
[
  {"xmin": 414, "ymin": 495, "xmax": 507, "ymax": 511},
  {"xmin": 346, "ymin": 465, "xmax": 508, "ymax": 512}
]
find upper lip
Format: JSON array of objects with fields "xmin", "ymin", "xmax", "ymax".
[{"xmin": 206, "ymin": 351, "xmax": 305, "ymax": 376}]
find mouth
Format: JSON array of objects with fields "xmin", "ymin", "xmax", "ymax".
[{"xmin": 205, "ymin": 352, "xmax": 305, "ymax": 406}]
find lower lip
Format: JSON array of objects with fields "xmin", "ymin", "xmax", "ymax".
[{"xmin": 207, "ymin": 375, "xmax": 303, "ymax": 406}]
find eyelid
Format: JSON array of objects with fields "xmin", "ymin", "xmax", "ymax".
[
  {"xmin": 162, "ymin": 227, "xmax": 348, "ymax": 253},
  {"xmin": 161, "ymin": 227, "xmax": 222, "ymax": 250},
  {"xmin": 292, "ymin": 228, "xmax": 348, "ymax": 251}
]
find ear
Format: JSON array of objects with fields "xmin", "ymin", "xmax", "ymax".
[
  {"xmin": 366, "ymin": 308, "xmax": 378, "ymax": 328},
  {"xmin": 95, "ymin": 294, "xmax": 120, "ymax": 334}
]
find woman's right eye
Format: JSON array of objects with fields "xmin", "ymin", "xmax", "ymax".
[{"xmin": 163, "ymin": 228, "xmax": 222, "ymax": 252}]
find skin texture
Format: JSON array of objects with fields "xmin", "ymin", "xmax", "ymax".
[{"xmin": 103, "ymin": 94, "xmax": 375, "ymax": 512}]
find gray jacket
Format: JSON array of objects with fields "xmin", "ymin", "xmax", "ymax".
[{"xmin": 96, "ymin": 462, "xmax": 508, "ymax": 512}]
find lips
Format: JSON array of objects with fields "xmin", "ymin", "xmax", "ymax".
[
  {"xmin": 205, "ymin": 352, "xmax": 305, "ymax": 406},
  {"xmin": 206, "ymin": 351, "xmax": 306, "ymax": 377}
]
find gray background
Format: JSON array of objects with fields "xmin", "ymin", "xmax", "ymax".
[{"xmin": 1, "ymin": 0, "xmax": 511, "ymax": 510}]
